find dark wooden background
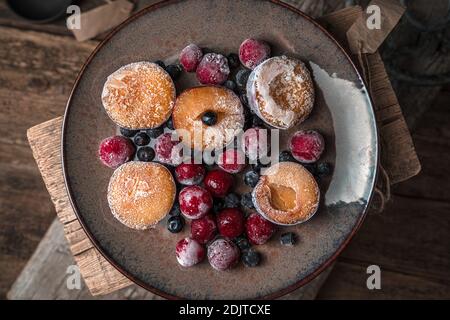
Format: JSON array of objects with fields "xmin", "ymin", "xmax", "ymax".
[{"xmin": 0, "ymin": 0, "xmax": 449, "ymax": 299}]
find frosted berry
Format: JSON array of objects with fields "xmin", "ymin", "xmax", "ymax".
[
  {"xmin": 207, "ymin": 238, "xmax": 240, "ymax": 271},
  {"xmin": 175, "ymin": 162, "xmax": 205, "ymax": 185},
  {"xmin": 137, "ymin": 146, "xmax": 155, "ymax": 162},
  {"xmin": 98, "ymin": 136, "xmax": 135, "ymax": 169},
  {"xmin": 204, "ymin": 170, "xmax": 234, "ymax": 197},
  {"xmin": 167, "ymin": 215, "xmax": 184, "ymax": 233},
  {"xmin": 245, "ymin": 213, "xmax": 276, "ymax": 245},
  {"xmin": 179, "ymin": 185, "xmax": 213, "ymax": 220},
  {"xmin": 242, "ymin": 249, "xmax": 260, "ymax": 267},
  {"xmin": 180, "ymin": 44, "xmax": 203, "ymax": 72},
  {"xmin": 176, "ymin": 237, "xmax": 205, "ymax": 267},
  {"xmin": 217, "ymin": 208, "xmax": 245, "ymax": 239},
  {"xmin": 196, "ymin": 53, "xmax": 230, "ymax": 85},
  {"xmin": 239, "ymin": 39, "xmax": 271, "ymax": 69},
  {"xmin": 155, "ymin": 132, "xmax": 183, "ymax": 165},
  {"xmin": 191, "ymin": 214, "xmax": 217, "ymax": 244},
  {"xmin": 218, "ymin": 149, "xmax": 246, "ymax": 174},
  {"xmin": 241, "ymin": 127, "xmax": 270, "ymax": 162},
  {"xmin": 289, "ymin": 130, "xmax": 325, "ymax": 163}
]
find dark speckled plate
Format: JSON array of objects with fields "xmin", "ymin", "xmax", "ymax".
[{"xmin": 62, "ymin": 0, "xmax": 378, "ymax": 299}]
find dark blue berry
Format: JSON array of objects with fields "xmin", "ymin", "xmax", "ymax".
[
  {"xmin": 165, "ymin": 117, "xmax": 174, "ymax": 130},
  {"xmin": 227, "ymin": 53, "xmax": 240, "ymax": 69},
  {"xmin": 316, "ymin": 162, "xmax": 332, "ymax": 177},
  {"xmin": 167, "ymin": 215, "xmax": 184, "ymax": 233},
  {"xmin": 201, "ymin": 111, "xmax": 217, "ymax": 126},
  {"xmin": 120, "ymin": 127, "xmax": 139, "ymax": 137},
  {"xmin": 213, "ymin": 198, "xmax": 225, "ymax": 213},
  {"xmin": 280, "ymin": 232, "xmax": 297, "ymax": 246},
  {"xmin": 244, "ymin": 170, "xmax": 259, "ymax": 188},
  {"xmin": 242, "ymin": 249, "xmax": 260, "ymax": 267},
  {"xmin": 303, "ymin": 163, "xmax": 317, "ymax": 176},
  {"xmin": 234, "ymin": 235, "xmax": 251, "ymax": 251},
  {"xmin": 169, "ymin": 203, "xmax": 181, "ymax": 216},
  {"xmin": 154, "ymin": 60, "xmax": 166, "ymax": 69},
  {"xmin": 137, "ymin": 147, "xmax": 155, "ymax": 162},
  {"xmin": 165, "ymin": 64, "xmax": 182, "ymax": 80},
  {"xmin": 235, "ymin": 69, "xmax": 251, "ymax": 90},
  {"xmin": 224, "ymin": 80, "xmax": 237, "ymax": 92},
  {"xmin": 279, "ymin": 150, "xmax": 295, "ymax": 162},
  {"xmin": 224, "ymin": 193, "xmax": 241, "ymax": 208},
  {"xmin": 134, "ymin": 132, "xmax": 150, "ymax": 146},
  {"xmin": 241, "ymin": 192, "xmax": 254, "ymax": 209},
  {"xmin": 146, "ymin": 126, "xmax": 164, "ymax": 138}
]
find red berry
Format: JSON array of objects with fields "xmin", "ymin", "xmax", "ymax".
[
  {"xmin": 155, "ymin": 132, "xmax": 183, "ymax": 166},
  {"xmin": 176, "ymin": 237, "xmax": 205, "ymax": 267},
  {"xmin": 204, "ymin": 170, "xmax": 234, "ymax": 198},
  {"xmin": 180, "ymin": 44, "xmax": 203, "ymax": 72},
  {"xmin": 289, "ymin": 130, "xmax": 324, "ymax": 163},
  {"xmin": 245, "ymin": 213, "xmax": 276, "ymax": 245},
  {"xmin": 217, "ymin": 208, "xmax": 245, "ymax": 239},
  {"xmin": 239, "ymin": 39, "xmax": 271, "ymax": 70},
  {"xmin": 191, "ymin": 214, "xmax": 217, "ymax": 244},
  {"xmin": 196, "ymin": 53, "xmax": 230, "ymax": 85},
  {"xmin": 218, "ymin": 149, "xmax": 246, "ymax": 174},
  {"xmin": 179, "ymin": 185, "xmax": 213, "ymax": 219},
  {"xmin": 98, "ymin": 135, "xmax": 135, "ymax": 169},
  {"xmin": 175, "ymin": 162, "xmax": 205, "ymax": 185},
  {"xmin": 207, "ymin": 238, "xmax": 240, "ymax": 271},
  {"xmin": 241, "ymin": 127, "xmax": 270, "ymax": 162}
]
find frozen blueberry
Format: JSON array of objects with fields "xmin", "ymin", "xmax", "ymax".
[
  {"xmin": 244, "ymin": 170, "xmax": 259, "ymax": 188},
  {"xmin": 303, "ymin": 163, "xmax": 317, "ymax": 176},
  {"xmin": 316, "ymin": 162, "xmax": 332, "ymax": 177},
  {"xmin": 167, "ymin": 215, "xmax": 184, "ymax": 233},
  {"xmin": 165, "ymin": 117, "xmax": 174, "ymax": 130},
  {"xmin": 119, "ymin": 127, "xmax": 139, "ymax": 137},
  {"xmin": 279, "ymin": 150, "xmax": 295, "ymax": 162},
  {"xmin": 224, "ymin": 80, "xmax": 237, "ymax": 92},
  {"xmin": 241, "ymin": 192, "xmax": 254, "ymax": 209},
  {"xmin": 146, "ymin": 126, "xmax": 164, "ymax": 138},
  {"xmin": 169, "ymin": 203, "xmax": 181, "ymax": 216},
  {"xmin": 137, "ymin": 146, "xmax": 155, "ymax": 162},
  {"xmin": 134, "ymin": 132, "xmax": 150, "ymax": 146},
  {"xmin": 252, "ymin": 160, "xmax": 269, "ymax": 173},
  {"xmin": 154, "ymin": 60, "xmax": 166, "ymax": 69},
  {"xmin": 227, "ymin": 53, "xmax": 240, "ymax": 69},
  {"xmin": 165, "ymin": 64, "xmax": 182, "ymax": 80},
  {"xmin": 280, "ymin": 232, "xmax": 297, "ymax": 246},
  {"xmin": 235, "ymin": 69, "xmax": 251, "ymax": 91},
  {"xmin": 234, "ymin": 235, "xmax": 251, "ymax": 251},
  {"xmin": 242, "ymin": 249, "xmax": 260, "ymax": 267},
  {"xmin": 224, "ymin": 192, "xmax": 241, "ymax": 208},
  {"xmin": 202, "ymin": 111, "xmax": 217, "ymax": 126},
  {"xmin": 213, "ymin": 197, "xmax": 225, "ymax": 213}
]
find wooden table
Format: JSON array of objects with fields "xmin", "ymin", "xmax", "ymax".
[{"xmin": 1, "ymin": 0, "xmax": 449, "ymax": 299}]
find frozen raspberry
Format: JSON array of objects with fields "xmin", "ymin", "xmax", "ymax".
[
  {"xmin": 239, "ymin": 39, "xmax": 271, "ymax": 69},
  {"xmin": 207, "ymin": 238, "xmax": 240, "ymax": 271},
  {"xmin": 289, "ymin": 130, "xmax": 325, "ymax": 163},
  {"xmin": 155, "ymin": 132, "xmax": 183, "ymax": 166},
  {"xmin": 217, "ymin": 208, "xmax": 245, "ymax": 239},
  {"xmin": 217, "ymin": 149, "xmax": 246, "ymax": 174},
  {"xmin": 204, "ymin": 170, "xmax": 234, "ymax": 198},
  {"xmin": 179, "ymin": 185, "xmax": 213, "ymax": 219},
  {"xmin": 175, "ymin": 162, "xmax": 205, "ymax": 185},
  {"xmin": 180, "ymin": 44, "xmax": 203, "ymax": 72},
  {"xmin": 191, "ymin": 214, "xmax": 217, "ymax": 244},
  {"xmin": 245, "ymin": 213, "xmax": 276, "ymax": 245},
  {"xmin": 98, "ymin": 136, "xmax": 135, "ymax": 169},
  {"xmin": 196, "ymin": 53, "xmax": 230, "ymax": 85},
  {"xmin": 176, "ymin": 237, "xmax": 205, "ymax": 267},
  {"xmin": 241, "ymin": 127, "xmax": 270, "ymax": 162}
]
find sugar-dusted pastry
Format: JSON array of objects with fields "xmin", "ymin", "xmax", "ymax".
[
  {"xmin": 107, "ymin": 162, "xmax": 176, "ymax": 230},
  {"xmin": 102, "ymin": 61, "xmax": 176, "ymax": 129},
  {"xmin": 252, "ymin": 161, "xmax": 319, "ymax": 225},
  {"xmin": 172, "ymin": 86, "xmax": 244, "ymax": 150},
  {"xmin": 246, "ymin": 56, "xmax": 315, "ymax": 129}
]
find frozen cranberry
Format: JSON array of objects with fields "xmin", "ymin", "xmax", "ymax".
[
  {"xmin": 245, "ymin": 213, "xmax": 276, "ymax": 245},
  {"xmin": 175, "ymin": 162, "xmax": 205, "ymax": 185},
  {"xmin": 176, "ymin": 237, "xmax": 205, "ymax": 267},
  {"xmin": 180, "ymin": 44, "xmax": 203, "ymax": 72},
  {"xmin": 207, "ymin": 238, "xmax": 240, "ymax": 271},
  {"xmin": 179, "ymin": 185, "xmax": 213, "ymax": 219},
  {"xmin": 218, "ymin": 149, "xmax": 246, "ymax": 174},
  {"xmin": 239, "ymin": 39, "xmax": 271, "ymax": 69},
  {"xmin": 289, "ymin": 130, "xmax": 325, "ymax": 163},
  {"xmin": 241, "ymin": 127, "xmax": 270, "ymax": 162},
  {"xmin": 98, "ymin": 135, "xmax": 135, "ymax": 169},
  {"xmin": 217, "ymin": 208, "xmax": 245, "ymax": 239},
  {"xmin": 196, "ymin": 53, "xmax": 230, "ymax": 85},
  {"xmin": 155, "ymin": 132, "xmax": 183, "ymax": 166},
  {"xmin": 191, "ymin": 214, "xmax": 217, "ymax": 244},
  {"xmin": 204, "ymin": 170, "xmax": 234, "ymax": 197}
]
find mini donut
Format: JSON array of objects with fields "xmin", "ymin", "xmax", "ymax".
[
  {"xmin": 107, "ymin": 161, "xmax": 176, "ymax": 230},
  {"xmin": 246, "ymin": 56, "xmax": 315, "ymax": 129},
  {"xmin": 172, "ymin": 86, "xmax": 245, "ymax": 151},
  {"xmin": 102, "ymin": 61, "xmax": 176, "ymax": 129},
  {"xmin": 252, "ymin": 161, "xmax": 319, "ymax": 225}
]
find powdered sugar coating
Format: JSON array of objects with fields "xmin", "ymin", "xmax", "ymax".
[
  {"xmin": 179, "ymin": 185, "xmax": 213, "ymax": 219},
  {"xmin": 207, "ymin": 238, "xmax": 240, "ymax": 271},
  {"xmin": 180, "ymin": 44, "xmax": 203, "ymax": 72},
  {"xmin": 176, "ymin": 237, "xmax": 205, "ymax": 267},
  {"xmin": 155, "ymin": 132, "xmax": 183, "ymax": 166},
  {"xmin": 196, "ymin": 53, "xmax": 230, "ymax": 85},
  {"xmin": 102, "ymin": 61, "xmax": 175, "ymax": 129},
  {"xmin": 247, "ymin": 56, "xmax": 315, "ymax": 129}
]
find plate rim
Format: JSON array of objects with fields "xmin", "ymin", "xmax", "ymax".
[{"xmin": 62, "ymin": 0, "xmax": 379, "ymax": 300}]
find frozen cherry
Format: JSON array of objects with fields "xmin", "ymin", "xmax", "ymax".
[
  {"xmin": 175, "ymin": 162, "xmax": 205, "ymax": 185},
  {"xmin": 191, "ymin": 214, "xmax": 217, "ymax": 244},
  {"xmin": 204, "ymin": 170, "xmax": 234, "ymax": 197},
  {"xmin": 179, "ymin": 185, "xmax": 213, "ymax": 219},
  {"xmin": 239, "ymin": 39, "xmax": 271, "ymax": 69},
  {"xmin": 217, "ymin": 208, "xmax": 245, "ymax": 239},
  {"xmin": 207, "ymin": 238, "xmax": 240, "ymax": 271},
  {"xmin": 98, "ymin": 136, "xmax": 135, "ymax": 169},
  {"xmin": 176, "ymin": 237, "xmax": 205, "ymax": 267},
  {"xmin": 218, "ymin": 149, "xmax": 246, "ymax": 174},
  {"xmin": 245, "ymin": 213, "xmax": 276, "ymax": 245},
  {"xmin": 241, "ymin": 127, "xmax": 270, "ymax": 162},
  {"xmin": 289, "ymin": 130, "xmax": 325, "ymax": 163},
  {"xmin": 196, "ymin": 53, "xmax": 230, "ymax": 85},
  {"xmin": 155, "ymin": 132, "xmax": 183, "ymax": 166},
  {"xmin": 180, "ymin": 44, "xmax": 203, "ymax": 72}
]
